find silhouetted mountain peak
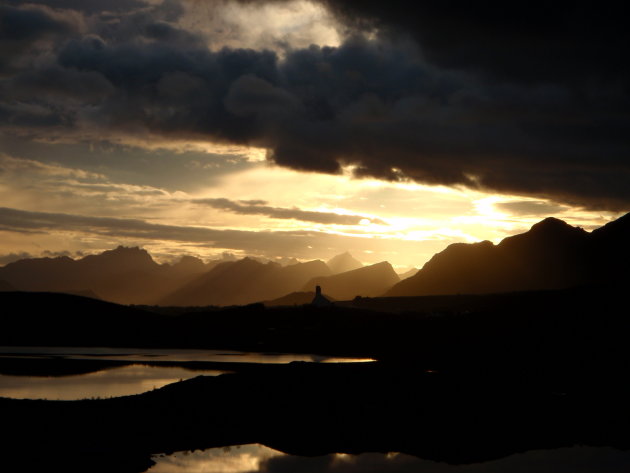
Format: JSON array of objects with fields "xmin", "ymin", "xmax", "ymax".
[
  {"xmin": 327, "ymin": 260, "xmax": 396, "ymax": 278},
  {"xmin": 365, "ymin": 261, "xmax": 395, "ymax": 271},
  {"xmin": 75, "ymin": 246, "xmax": 159, "ymax": 280},
  {"xmin": 220, "ymin": 252, "xmax": 238, "ymax": 261},
  {"xmin": 4, "ymin": 255, "xmax": 73, "ymax": 268},
  {"xmin": 420, "ymin": 240, "xmax": 495, "ymax": 274},
  {"xmin": 220, "ymin": 257, "xmax": 281, "ymax": 275},
  {"xmin": 327, "ymin": 252, "xmax": 363, "ymax": 274},
  {"xmin": 498, "ymin": 217, "xmax": 587, "ymax": 253},
  {"xmin": 387, "ymin": 214, "xmax": 609, "ymax": 298},
  {"xmin": 85, "ymin": 246, "xmax": 154, "ymax": 264},
  {"xmin": 239, "ymin": 256, "xmax": 258, "ymax": 263},
  {"xmin": 285, "ymin": 259, "xmax": 330, "ymax": 272},
  {"xmin": 529, "ymin": 217, "xmax": 584, "ymax": 235},
  {"xmin": 275, "ymin": 256, "xmax": 300, "ymax": 266},
  {"xmin": 170, "ymin": 255, "xmax": 205, "ymax": 272},
  {"xmin": 591, "ymin": 211, "xmax": 630, "ymax": 240}
]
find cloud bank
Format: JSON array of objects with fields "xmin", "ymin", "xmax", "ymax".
[{"xmin": 1, "ymin": 0, "xmax": 629, "ymax": 210}]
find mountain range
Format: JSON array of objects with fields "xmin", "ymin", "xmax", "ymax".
[
  {"xmin": 1, "ymin": 212, "xmax": 628, "ymax": 305},
  {"xmin": 0, "ymin": 246, "xmax": 395, "ymax": 306},
  {"xmin": 387, "ymin": 213, "xmax": 630, "ymax": 297},
  {"xmin": 0, "ymin": 247, "xmax": 213, "ymax": 305},
  {"xmin": 303, "ymin": 261, "xmax": 400, "ymax": 300},
  {"xmin": 160, "ymin": 257, "xmax": 332, "ymax": 307}
]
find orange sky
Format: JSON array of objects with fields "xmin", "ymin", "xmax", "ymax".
[
  {"xmin": 0, "ymin": 146, "xmax": 621, "ymax": 269},
  {"xmin": 0, "ymin": 0, "xmax": 626, "ymax": 268}
]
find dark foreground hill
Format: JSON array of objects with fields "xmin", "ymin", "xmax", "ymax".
[
  {"xmin": 2, "ymin": 283, "xmax": 629, "ymax": 367},
  {"xmin": 4, "ymin": 360, "xmax": 630, "ymax": 473},
  {"xmin": 263, "ymin": 290, "xmax": 336, "ymax": 307},
  {"xmin": 387, "ymin": 213, "xmax": 630, "ymax": 297},
  {"xmin": 2, "ymin": 284, "xmax": 630, "ymax": 472},
  {"xmin": 0, "ymin": 279, "xmax": 14, "ymax": 291}
]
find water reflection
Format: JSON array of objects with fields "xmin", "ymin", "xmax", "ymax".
[
  {"xmin": 0, "ymin": 364, "xmax": 225, "ymax": 400},
  {"xmin": 0, "ymin": 347, "xmax": 374, "ymax": 400},
  {"xmin": 149, "ymin": 444, "xmax": 630, "ymax": 473},
  {"xmin": 0, "ymin": 346, "xmax": 375, "ymax": 364},
  {"xmin": 149, "ymin": 445, "xmax": 284, "ymax": 473}
]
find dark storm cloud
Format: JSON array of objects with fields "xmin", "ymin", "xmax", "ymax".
[
  {"xmin": 1, "ymin": 0, "xmax": 630, "ymax": 210},
  {"xmin": 0, "ymin": 4, "xmax": 75, "ymax": 40},
  {"xmin": 7, "ymin": 64, "xmax": 115, "ymax": 103},
  {"xmin": 0, "ymin": 3, "xmax": 82, "ymax": 73},
  {"xmin": 194, "ymin": 197, "xmax": 386, "ymax": 225},
  {"xmin": 2, "ymin": 0, "xmax": 148, "ymax": 15},
  {"xmin": 321, "ymin": 1, "xmax": 630, "ymax": 84}
]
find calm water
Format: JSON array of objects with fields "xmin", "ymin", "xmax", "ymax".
[
  {"xmin": 0, "ymin": 346, "xmax": 374, "ymax": 364},
  {"xmin": 149, "ymin": 444, "xmax": 630, "ymax": 473},
  {"xmin": 2, "ymin": 347, "xmax": 627, "ymax": 472},
  {"xmin": 0, "ymin": 364, "xmax": 226, "ymax": 400},
  {"xmin": 0, "ymin": 346, "xmax": 374, "ymax": 400}
]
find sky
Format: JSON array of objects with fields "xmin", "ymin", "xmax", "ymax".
[{"xmin": 0, "ymin": 0, "xmax": 628, "ymax": 269}]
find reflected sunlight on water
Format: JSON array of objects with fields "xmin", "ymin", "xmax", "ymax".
[
  {"xmin": 0, "ymin": 346, "xmax": 375, "ymax": 364},
  {"xmin": 149, "ymin": 444, "xmax": 284, "ymax": 473},
  {"xmin": 0, "ymin": 347, "xmax": 374, "ymax": 400},
  {"xmin": 0, "ymin": 364, "xmax": 225, "ymax": 400},
  {"xmin": 149, "ymin": 444, "xmax": 630, "ymax": 473}
]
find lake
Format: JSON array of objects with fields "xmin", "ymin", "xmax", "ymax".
[
  {"xmin": 0, "ymin": 346, "xmax": 374, "ymax": 400},
  {"xmin": 148, "ymin": 444, "xmax": 630, "ymax": 473},
  {"xmin": 2, "ymin": 347, "xmax": 628, "ymax": 473}
]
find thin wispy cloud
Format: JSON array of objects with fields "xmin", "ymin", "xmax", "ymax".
[
  {"xmin": 0, "ymin": 206, "xmax": 456, "ymax": 263},
  {"xmin": 194, "ymin": 198, "xmax": 386, "ymax": 225}
]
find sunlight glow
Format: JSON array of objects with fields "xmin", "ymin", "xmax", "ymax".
[
  {"xmin": 181, "ymin": 0, "xmax": 341, "ymax": 52},
  {"xmin": 149, "ymin": 444, "xmax": 285, "ymax": 473},
  {"xmin": 0, "ymin": 147, "xmax": 622, "ymax": 268}
]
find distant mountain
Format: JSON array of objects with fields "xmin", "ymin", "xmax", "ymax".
[
  {"xmin": 398, "ymin": 268, "xmax": 418, "ymax": 280},
  {"xmin": 0, "ymin": 247, "xmax": 334, "ymax": 307},
  {"xmin": 303, "ymin": 261, "xmax": 400, "ymax": 301},
  {"xmin": 160, "ymin": 258, "xmax": 274, "ymax": 307},
  {"xmin": 161, "ymin": 258, "xmax": 332, "ymax": 307},
  {"xmin": 5, "ymin": 212, "xmax": 628, "ymax": 306},
  {"xmin": 386, "ymin": 213, "xmax": 630, "ymax": 297},
  {"xmin": 327, "ymin": 252, "xmax": 363, "ymax": 274},
  {"xmin": 167, "ymin": 255, "xmax": 207, "ymax": 276},
  {"xmin": 0, "ymin": 247, "xmax": 212, "ymax": 305},
  {"xmin": 275, "ymin": 256, "xmax": 300, "ymax": 266},
  {"xmin": 258, "ymin": 260, "xmax": 331, "ymax": 298},
  {"xmin": 0, "ymin": 255, "xmax": 78, "ymax": 293}
]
